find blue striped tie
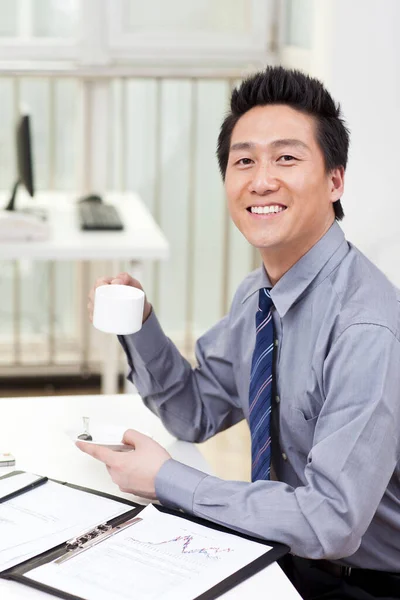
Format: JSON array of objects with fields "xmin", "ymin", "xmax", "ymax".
[{"xmin": 249, "ymin": 288, "xmax": 274, "ymax": 482}]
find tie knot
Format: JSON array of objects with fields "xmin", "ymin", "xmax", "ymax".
[{"xmin": 258, "ymin": 287, "xmax": 273, "ymax": 313}]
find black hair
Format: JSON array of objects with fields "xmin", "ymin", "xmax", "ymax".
[{"xmin": 217, "ymin": 66, "xmax": 350, "ymax": 220}]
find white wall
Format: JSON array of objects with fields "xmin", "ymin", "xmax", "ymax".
[{"xmin": 310, "ymin": 0, "xmax": 400, "ymax": 286}]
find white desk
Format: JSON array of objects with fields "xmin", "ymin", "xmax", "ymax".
[
  {"xmin": 0, "ymin": 393, "xmax": 301, "ymax": 600},
  {"xmin": 0, "ymin": 191, "xmax": 169, "ymax": 262},
  {"xmin": 0, "ymin": 191, "xmax": 169, "ymax": 394}
]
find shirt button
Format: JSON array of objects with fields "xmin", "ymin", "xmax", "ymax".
[
  {"xmin": 274, "ymin": 339, "xmax": 279, "ymax": 347},
  {"xmin": 276, "ymin": 395, "xmax": 280, "ymax": 404},
  {"xmin": 282, "ymin": 452, "xmax": 288, "ymax": 461}
]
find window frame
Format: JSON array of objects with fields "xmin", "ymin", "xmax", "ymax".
[
  {"xmin": 0, "ymin": 0, "xmax": 275, "ymax": 69},
  {"xmin": 0, "ymin": 0, "xmax": 80, "ymax": 61},
  {"xmin": 277, "ymin": 0, "xmax": 314, "ymax": 73},
  {"xmin": 106, "ymin": 0, "xmax": 273, "ymax": 66},
  {"xmin": 0, "ymin": 39, "xmax": 78, "ymax": 61}
]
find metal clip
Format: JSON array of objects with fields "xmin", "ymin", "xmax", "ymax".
[
  {"xmin": 66, "ymin": 524, "xmax": 112, "ymax": 550},
  {"xmin": 56, "ymin": 516, "xmax": 142, "ymax": 565}
]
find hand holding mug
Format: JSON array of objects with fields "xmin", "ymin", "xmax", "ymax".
[{"xmin": 88, "ymin": 273, "xmax": 152, "ymax": 334}]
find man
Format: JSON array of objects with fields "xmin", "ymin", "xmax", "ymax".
[{"xmin": 80, "ymin": 67, "xmax": 400, "ymax": 599}]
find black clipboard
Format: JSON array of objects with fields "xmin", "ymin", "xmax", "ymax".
[{"xmin": 0, "ymin": 470, "xmax": 289, "ymax": 600}]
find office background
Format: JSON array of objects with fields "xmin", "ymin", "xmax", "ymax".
[{"xmin": 0, "ymin": 1, "xmax": 399, "ymax": 441}]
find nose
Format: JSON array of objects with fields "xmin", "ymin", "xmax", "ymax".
[{"xmin": 248, "ymin": 163, "xmax": 279, "ymax": 196}]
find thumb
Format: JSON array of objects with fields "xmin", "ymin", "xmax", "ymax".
[
  {"xmin": 122, "ymin": 428, "xmax": 148, "ymax": 447},
  {"xmin": 111, "ymin": 278, "xmax": 123, "ymax": 285}
]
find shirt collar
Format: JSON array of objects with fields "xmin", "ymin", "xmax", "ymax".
[{"xmin": 241, "ymin": 222, "xmax": 348, "ymax": 318}]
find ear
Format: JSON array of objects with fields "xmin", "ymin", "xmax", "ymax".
[{"xmin": 329, "ymin": 166, "xmax": 345, "ymax": 202}]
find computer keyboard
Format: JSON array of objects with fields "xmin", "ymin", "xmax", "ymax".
[{"xmin": 78, "ymin": 202, "xmax": 124, "ymax": 231}]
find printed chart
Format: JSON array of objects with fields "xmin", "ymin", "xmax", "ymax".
[{"xmin": 27, "ymin": 504, "xmax": 271, "ymax": 600}]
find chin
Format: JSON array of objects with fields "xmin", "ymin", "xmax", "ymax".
[{"xmin": 244, "ymin": 231, "xmax": 281, "ymax": 250}]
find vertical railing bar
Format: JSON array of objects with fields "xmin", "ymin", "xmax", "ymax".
[
  {"xmin": 74, "ymin": 78, "xmax": 83, "ymax": 191},
  {"xmin": 48, "ymin": 78, "xmax": 56, "ymax": 189},
  {"xmin": 12, "ymin": 78, "xmax": 21, "ymax": 365},
  {"xmin": 120, "ymin": 78, "xmax": 127, "ymax": 191},
  {"xmin": 81, "ymin": 261, "xmax": 90, "ymax": 372},
  {"xmin": 152, "ymin": 78, "xmax": 162, "ymax": 313},
  {"xmin": 82, "ymin": 80, "xmax": 92, "ymax": 194},
  {"xmin": 48, "ymin": 261, "xmax": 55, "ymax": 364},
  {"xmin": 47, "ymin": 79, "xmax": 57, "ymax": 365},
  {"xmin": 13, "ymin": 261, "xmax": 21, "ymax": 365},
  {"xmin": 184, "ymin": 78, "xmax": 198, "ymax": 355},
  {"xmin": 80, "ymin": 81, "xmax": 92, "ymax": 370},
  {"xmin": 106, "ymin": 79, "xmax": 112, "ymax": 191},
  {"xmin": 220, "ymin": 78, "xmax": 236, "ymax": 317},
  {"xmin": 12, "ymin": 76, "xmax": 20, "ymax": 185},
  {"xmin": 104, "ymin": 80, "xmax": 111, "ymax": 195}
]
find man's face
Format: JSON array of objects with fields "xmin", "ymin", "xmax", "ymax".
[{"xmin": 225, "ymin": 104, "xmax": 344, "ymax": 258}]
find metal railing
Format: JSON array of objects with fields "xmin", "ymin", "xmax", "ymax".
[{"xmin": 0, "ymin": 69, "xmax": 260, "ymax": 378}]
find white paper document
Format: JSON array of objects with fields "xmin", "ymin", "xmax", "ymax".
[
  {"xmin": 0, "ymin": 478, "xmax": 132, "ymax": 572},
  {"xmin": 27, "ymin": 504, "xmax": 271, "ymax": 600}
]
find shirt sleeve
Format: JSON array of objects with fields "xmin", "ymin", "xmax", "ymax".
[
  {"xmin": 155, "ymin": 324, "xmax": 400, "ymax": 560},
  {"xmin": 118, "ymin": 309, "xmax": 244, "ymax": 443}
]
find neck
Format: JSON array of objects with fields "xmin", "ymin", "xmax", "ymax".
[{"xmin": 260, "ymin": 220, "xmax": 334, "ymax": 286}]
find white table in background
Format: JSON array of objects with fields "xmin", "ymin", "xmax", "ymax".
[
  {"xmin": 0, "ymin": 393, "xmax": 301, "ymax": 600},
  {"xmin": 0, "ymin": 191, "xmax": 169, "ymax": 395}
]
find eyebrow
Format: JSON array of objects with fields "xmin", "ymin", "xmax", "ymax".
[
  {"xmin": 229, "ymin": 139, "xmax": 310, "ymax": 152},
  {"xmin": 271, "ymin": 138, "xmax": 310, "ymax": 151}
]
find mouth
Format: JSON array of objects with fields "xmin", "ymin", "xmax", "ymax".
[{"xmin": 246, "ymin": 204, "xmax": 287, "ymax": 218}]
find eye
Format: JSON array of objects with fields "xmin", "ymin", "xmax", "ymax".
[
  {"xmin": 278, "ymin": 155, "xmax": 297, "ymax": 162},
  {"xmin": 235, "ymin": 157, "xmax": 253, "ymax": 166}
]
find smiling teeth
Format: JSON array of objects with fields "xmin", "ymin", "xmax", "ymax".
[{"xmin": 250, "ymin": 205, "xmax": 285, "ymax": 214}]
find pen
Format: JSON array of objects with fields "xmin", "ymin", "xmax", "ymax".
[{"xmin": 0, "ymin": 476, "xmax": 48, "ymax": 503}]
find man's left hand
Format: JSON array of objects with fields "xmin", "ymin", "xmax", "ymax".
[{"xmin": 76, "ymin": 429, "xmax": 171, "ymax": 500}]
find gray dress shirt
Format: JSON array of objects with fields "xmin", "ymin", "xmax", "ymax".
[{"xmin": 119, "ymin": 222, "xmax": 400, "ymax": 570}]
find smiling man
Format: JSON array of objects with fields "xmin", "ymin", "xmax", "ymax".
[
  {"xmin": 81, "ymin": 67, "xmax": 400, "ymax": 600},
  {"xmin": 224, "ymin": 102, "xmax": 344, "ymax": 285}
]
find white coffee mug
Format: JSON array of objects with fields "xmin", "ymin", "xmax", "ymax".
[{"xmin": 93, "ymin": 284, "xmax": 145, "ymax": 335}]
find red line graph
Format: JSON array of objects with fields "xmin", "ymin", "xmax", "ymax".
[{"xmin": 127, "ymin": 534, "xmax": 233, "ymax": 560}]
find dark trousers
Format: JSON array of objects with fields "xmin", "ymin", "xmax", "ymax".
[{"xmin": 279, "ymin": 555, "xmax": 400, "ymax": 600}]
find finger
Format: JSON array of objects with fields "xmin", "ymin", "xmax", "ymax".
[
  {"xmin": 115, "ymin": 272, "xmax": 133, "ymax": 286},
  {"xmin": 115, "ymin": 273, "xmax": 143, "ymax": 290},
  {"xmin": 122, "ymin": 428, "xmax": 149, "ymax": 446},
  {"xmin": 76, "ymin": 442, "xmax": 118, "ymax": 467},
  {"xmin": 110, "ymin": 278, "xmax": 123, "ymax": 285},
  {"xmin": 95, "ymin": 276, "xmax": 113, "ymax": 289}
]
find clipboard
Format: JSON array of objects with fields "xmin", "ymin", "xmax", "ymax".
[{"xmin": 0, "ymin": 470, "xmax": 289, "ymax": 600}]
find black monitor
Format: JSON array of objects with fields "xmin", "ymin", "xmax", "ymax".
[{"xmin": 5, "ymin": 114, "xmax": 35, "ymax": 212}]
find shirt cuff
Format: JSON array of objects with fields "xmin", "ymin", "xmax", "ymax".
[
  {"xmin": 119, "ymin": 309, "xmax": 168, "ymax": 364},
  {"xmin": 155, "ymin": 458, "xmax": 208, "ymax": 513}
]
